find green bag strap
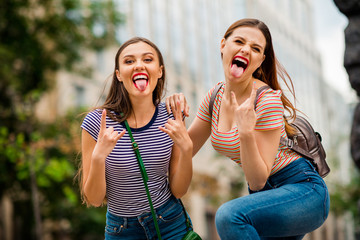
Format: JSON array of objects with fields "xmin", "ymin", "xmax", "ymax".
[
  {"xmin": 123, "ymin": 120, "xmax": 162, "ymax": 240},
  {"xmin": 179, "ymin": 199, "xmax": 193, "ymax": 231}
]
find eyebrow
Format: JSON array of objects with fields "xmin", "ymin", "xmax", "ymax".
[
  {"xmin": 122, "ymin": 52, "xmax": 155, "ymax": 58},
  {"xmin": 234, "ymin": 36, "xmax": 264, "ymax": 50}
]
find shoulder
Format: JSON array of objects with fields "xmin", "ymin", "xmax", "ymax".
[
  {"xmin": 209, "ymin": 81, "xmax": 225, "ymax": 96},
  {"xmin": 255, "ymin": 87, "xmax": 284, "ymax": 116},
  {"xmin": 256, "ymin": 87, "xmax": 282, "ymax": 105},
  {"xmin": 83, "ymin": 109, "xmax": 102, "ymax": 124},
  {"xmin": 157, "ymin": 102, "xmax": 174, "ymax": 120}
]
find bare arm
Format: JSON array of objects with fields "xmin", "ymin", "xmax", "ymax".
[
  {"xmin": 165, "ymin": 93, "xmax": 211, "ymax": 156},
  {"xmin": 160, "ymin": 101, "xmax": 193, "ymax": 198},
  {"xmin": 187, "ymin": 117, "xmax": 211, "ymax": 156},
  {"xmin": 81, "ymin": 110, "xmax": 125, "ymax": 206},
  {"xmin": 231, "ymin": 84, "xmax": 280, "ymax": 190},
  {"xmin": 240, "ymin": 129, "xmax": 281, "ymax": 190}
]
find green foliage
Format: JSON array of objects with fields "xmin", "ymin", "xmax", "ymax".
[
  {"xmin": 0, "ymin": 0, "xmax": 123, "ymax": 238},
  {"xmin": 330, "ymin": 172, "xmax": 360, "ymax": 228},
  {"xmin": 0, "ymin": 0, "xmax": 123, "ymax": 132},
  {"xmin": 0, "ymin": 109, "xmax": 107, "ymax": 239}
]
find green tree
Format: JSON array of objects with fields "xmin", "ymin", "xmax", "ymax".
[
  {"xmin": 330, "ymin": 172, "xmax": 360, "ymax": 235},
  {"xmin": 0, "ymin": 0, "xmax": 123, "ymax": 239}
]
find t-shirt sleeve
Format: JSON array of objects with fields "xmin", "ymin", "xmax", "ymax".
[
  {"xmin": 255, "ymin": 89, "xmax": 284, "ymax": 131},
  {"xmin": 196, "ymin": 84, "xmax": 220, "ymax": 123},
  {"xmin": 81, "ymin": 110, "xmax": 102, "ymax": 141}
]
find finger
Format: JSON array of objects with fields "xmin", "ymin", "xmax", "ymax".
[
  {"xmin": 159, "ymin": 126, "xmax": 170, "ymax": 135},
  {"xmin": 171, "ymin": 101, "xmax": 182, "ymax": 120},
  {"xmin": 110, "ymin": 130, "xmax": 119, "ymax": 139},
  {"xmin": 185, "ymin": 105, "xmax": 190, "ymax": 117},
  {"xmin": 179, "ymin": 93, "xmax": 186, "ymax": 114},
  {"xmin": 248, "ymin": 82, "xmax": 257, "ymax": 106},
  {"xmin": 168, "ymin": 96, "xmax": 177, "ymax": 114},
  {"xmin": 165, "ymin": 97, "xmax": 171, "ymax": 114},
  {"xmin": 99, "ymin": 109, "xmax": 107, "ymax": 136},
  {"xmin": 230, "ymin": 91, "xmax": 239, "ymax": 107},
  {"xmin": 115, "ymin": 130, "xmax": 126, "ymax": 141}
]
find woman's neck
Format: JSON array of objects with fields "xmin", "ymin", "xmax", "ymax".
[
  {"xmin": 127, "ymin": 96, "xmax": 156, "ymax": 128},
  {"xmin": 224, "ymin": 77, "xmax": 255, "ymax": 100}
]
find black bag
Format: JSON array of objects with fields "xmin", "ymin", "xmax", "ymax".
[{"xmin": 209, "ymin": 83, "xmax": 330, "ymax": 178}]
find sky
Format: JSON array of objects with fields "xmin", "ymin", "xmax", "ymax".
[{"xmin": 313, "ymin": 0, "xmax": 356, "ymax": 102}]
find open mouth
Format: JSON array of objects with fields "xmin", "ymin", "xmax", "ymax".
[
  {"xmin": 231, "ymin": 56, "xmax": 248, "ymax": 78},
  {"xmin": 132, "ymin": 73, "xmax": 149, "ymax": 91}
]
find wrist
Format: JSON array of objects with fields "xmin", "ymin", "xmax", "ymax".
[
  {"xmin": 238, "ymin": 130, "xmax": 255, "ymax": 141},
  {"xmin": 91, "ymin": 151, "xmax": 107, "ymax": 164}
]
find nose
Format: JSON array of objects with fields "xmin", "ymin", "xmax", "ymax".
[
  {"xmin": 240, "ymin": 44, "xmax": 250, "ymax": 55},
  {"xmin": 134, "ymin": 60, "xmax": 145, "ymax": 71}
]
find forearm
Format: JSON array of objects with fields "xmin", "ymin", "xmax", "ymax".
[
  {"xmin": 239, "ymin": 132, "xmax": 271, "ymax": 190},
  {"xmin": 188, "ymin": 118, "xmax": 211, "ymax": 156},
  {"xmin": 169, "ymin": 145, "xmax": 193, "ymax": 198},
  {"xmin": 83, "ymin": 155, "xmax": 107, "ymax": 207}
]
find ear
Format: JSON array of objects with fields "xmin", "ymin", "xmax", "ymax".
[
  {"xmin": 257, "ymin": 55, "xmax": 266, "ymax": 69},
  {"xmin": 158, "ymin": 65, "xmax": 163, "ymax": 79},
  {"xmin": 115, "ymin": 69, "xmax": 122, "ymax": 82},
  {"xmin": 220, "ymin": 38, "xmax": 226, "ymax": 52}
]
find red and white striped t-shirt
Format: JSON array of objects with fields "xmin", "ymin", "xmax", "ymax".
[{"xmin": 197, "ymin": 82, "xmax": 301, "ymax": 175}]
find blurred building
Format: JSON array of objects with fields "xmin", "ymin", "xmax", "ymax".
[{"xmin": 35, "ymin": 0, "xmax": 356, "ymax": 239}]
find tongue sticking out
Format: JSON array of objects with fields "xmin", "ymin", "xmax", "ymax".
[
  {"xmin": 231, "ymin": 64, "xmax": 244, "ymax": 78},
  {"xmin": 134, "ymin": 79, "xmax": 148, "ymax": 91}
]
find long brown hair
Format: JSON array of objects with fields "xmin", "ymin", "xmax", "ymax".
[
  {"xmin": 99, "ymin": 36, "xmax": 166, "ymax": 122},
  {"xmin": 224, "ymin": 18, "xmax": 297, "ymax": 135}
]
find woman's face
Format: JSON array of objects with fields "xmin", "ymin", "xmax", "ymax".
[
  {"xmin": 220, "ymin": 26, "xmax": 266, "ymax": 82},
  {"xmin": 116, "ymin": 41, "xmax": 163, "ymax": 98}
]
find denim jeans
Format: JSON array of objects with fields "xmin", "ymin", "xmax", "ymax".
[
  {"xmin": 104, "ymin": 195, "xmax": 191, "ymax": 240},
  {"xmin": 215, "ymin": 158, "xmax": 330, "ymax": 240}
]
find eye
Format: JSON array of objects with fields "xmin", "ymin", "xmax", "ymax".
[
  {"xmin": 144, "ymin": 58, "xmax": 153, "ymax": 62},
  {"xmin": 235, "ymin": 39, "xmax": 244, "ymax": 44},
  {"xmin": 252, "ymin": 47, "xmax": 260, "ymax": 53},
  {"xmin": 124, "ymin": 59, "xmax": 134, "ymax": 64}
]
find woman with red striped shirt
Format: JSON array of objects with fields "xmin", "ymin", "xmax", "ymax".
[{"xmin": 167, "ymin": 18, "xmax": 329, "ymax": 240}]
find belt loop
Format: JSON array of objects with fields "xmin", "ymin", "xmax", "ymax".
[{"xmin": 124, "ymin": 217, "xmax": 128, "ymax": 228}]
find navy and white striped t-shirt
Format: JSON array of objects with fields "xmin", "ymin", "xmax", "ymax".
[{"xmin": 81, "ymin": 103, "xmax": 174, "ymax": 217}]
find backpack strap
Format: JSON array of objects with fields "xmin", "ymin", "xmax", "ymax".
[
  {"xmin": 208, "ymin": 83, "xmax": 223, "ymax": 118},
  {"xmin": 280, "ymin": 137, "xmax": 313, "ymax": 160},
  {"xmin": 254, "ymin": 85, "xmax": 271, "ymax": 108}
]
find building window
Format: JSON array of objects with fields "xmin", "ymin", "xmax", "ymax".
[{"xmin": 75, "ymin": 85, "xmax": 85, "ymax": 108}]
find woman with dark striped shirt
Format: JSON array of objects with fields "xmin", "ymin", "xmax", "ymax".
[{"xmin": 79, "ymin": 37, "xmax": 194, "ymax": 239}]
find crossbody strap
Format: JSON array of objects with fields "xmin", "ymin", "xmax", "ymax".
[{"xmin": 123, "ymin": 120, "xmax": 162, "ymax": 240}]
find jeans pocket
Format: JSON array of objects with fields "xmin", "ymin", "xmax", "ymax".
[
  {"xmin": 158, "ymin": 201, "xmax": 184, "ymax": 223},
  {"xmin": 105, "ymin": 218, "xmax": 125, "ymax": 235}
]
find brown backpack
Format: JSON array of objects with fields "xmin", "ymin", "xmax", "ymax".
[{"xmin": 208, "ymin": 83, "xmax": 330, "ymax": 178}]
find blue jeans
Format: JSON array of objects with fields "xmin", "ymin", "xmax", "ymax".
[
  {"xmin": 105, "ymin": 195, "xmax": 191, "ymax": 240},
  {"xmin": 215, "ymin": 158, "xmax": 330, "ymax": 240}
]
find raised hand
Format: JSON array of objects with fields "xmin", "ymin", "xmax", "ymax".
[
  {"xmin": 93, "ymin": 109, "xmax": 125, "ymax": 159},
  {"xmin": 165, "ymin": 93, "xmax": 190, "ymax": 118},
  {"xmin": 160, "ymin": 101, "xmax": 193, "ymax": 152},
  {"xmin": 231, "ymin": 82, "xmax": 257, "ymax": 135}
]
